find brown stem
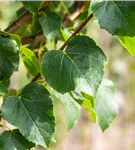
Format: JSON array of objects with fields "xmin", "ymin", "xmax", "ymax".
[
  {"xmin": 62, "ymin": 2, "xmax": 88, "ymax": 27},
  {"xmin": 4, "ymin": 1, "xmax": 51, "ymax": 33},
  {"xmin": 21, "ymin": 32, "xmax": 46, "ymax": 45},
  {"xmin": 31, "ymin": 73, "xmax": 41, "ymax": 82},
  {"xmin": 21, "ymin": 2, "xmax": 88, "ymax": 45},
  {"xmin": 4, "ymin": 11, "xmax": 32, "ymax": 33},
  {"xmin": 60, "ymin": 13, "xmax": 93, "ymax": 51}
]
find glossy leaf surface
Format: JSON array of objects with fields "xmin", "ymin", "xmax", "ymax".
[{"xmin": 42, "ymin": 36, "xmax": 106, "ymax": 95}]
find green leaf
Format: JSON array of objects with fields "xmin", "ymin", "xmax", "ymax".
[
  {"xmin": 1, "ymin": 82, "xmax": 55, "ymax": 148},
  {"xmin": 0, "ymin": 31, "xmax": 21, "ymax": 48},
  {"xmin": 94, "ymin": 80, "xmax": 118, "ymax": 131},
  {"xmin": 81, "ymin": 92, "xmax": 94, "ymax": 107},
  {"xmin": 21, "ymin": 46, "xmax": 41, "ymax": 77},
  {"xmin": 0, "ymin": 35, "xmax": 19, "ymax": 81},
  {"xmin": 60, "ymin": 29, "xmax": 69, "ymax": 41},
  {"xmin": 42, "ymin": 36, "xmax": 106, "ymax": 95},
  {"xmin": 83, "ymin": 99, "xmax": 96, "ymax": 123},
  {"xmin": 0, "ymin": 79, "xmax": 10, "ymax": 93},
  {"xmin": 71, "ymin": 91, "xmax": 96, "ymax": 123},
  {"xmin": 21, "ymin": 1, "xmax": 43, "ymax": 14},
  {"xmin": 0, "ymin": 129, "xmax": 35, "ymax": 150},
  {"xmin": 52, "ymin": 92, "xmax": 81, "ymax": 131},
  {"xmin": 91, "ymin": 1, "xmax": 135, "ymax": 37},
  {"xmin": 62, "ymin": 1, "xmax": 74, "ymax": 9},
  {"xmin": 118, "ymin": 36, "xmax": 135, "ymax": 55},
  {"xmin": 39, "ymin": 12, "xmax": 62, "ymax": 40}
]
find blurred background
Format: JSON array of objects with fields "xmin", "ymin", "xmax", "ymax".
[{"xmin": 0, "ymin": 1, "xmax": 135, "ymax": 150}]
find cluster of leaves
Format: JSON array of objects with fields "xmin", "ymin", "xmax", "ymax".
[{"xmin": 0, "ymin": 1, "xmax": 134, "ymax": 149}]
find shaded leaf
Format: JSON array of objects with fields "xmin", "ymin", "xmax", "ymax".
[
  {"xmin": 0, "ymin": 79, "xmax": 10, "ymax": 94},
  {"xmin": 0, "ymin": 129, "xmax": 35, "ymax": 150},
  {"xmin": 39, "ymin": 12, "xmax": 62, "ymax": 40},
  {"xmin": 42, "ymin": 36, "xmax": 106, "ymax": 96},
  {"xmin": 94, "ymin": 80, "xmax": 118, "ymax": 131},
  {"xmin": 0, "ymin": 35, "xmax": 19, "ymax": 81},
  {"xmin": 21, "ymin": 1, "xmax": 43, "ymax": 14},
  {"xmin": 2, "ymin": 82, "xmax": 55, "ymax": 148},
  {"xmin": 62, "ymin": 1, "xmax": 74, "ymax": 9}
]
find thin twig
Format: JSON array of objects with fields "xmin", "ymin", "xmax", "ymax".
[
  {"xmin": 22, "ymin": 32, "xmax": 46, "ymax": 45},
  {"xmin": 31, "ymin": 73, "xmax": 41, "ymax": 82},
  {"xmin": 62, "ymin": 2, "xmax": 88, "ymax": 27},
  {"xmin": 4, "ymin": 11, "xmax": 32, "ymax": 33},
  {"xmin": 60, "ymin": 13, "xmax": 93, "ymax": 51},
  {"xmin": 4, "ymin": 1, "xmax": 51, "ymax": 33}
]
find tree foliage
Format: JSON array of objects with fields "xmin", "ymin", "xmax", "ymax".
[{"xmin": 0, "ymin": 1, "xmax": 134, "ymax": 149}]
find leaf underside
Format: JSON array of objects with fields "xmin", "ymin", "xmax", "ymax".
[{"xmin": 94, "ymin": 80, "xmax": 118, "ymax": 131}]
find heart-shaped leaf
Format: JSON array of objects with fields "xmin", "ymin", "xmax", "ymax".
[
  {"xmin": 42, "ymin": 36, "xmax": 106, "ymax": 96},
  {"xmin": 2, "ymin": 82, "xmax": 55, "ymax": 148}
]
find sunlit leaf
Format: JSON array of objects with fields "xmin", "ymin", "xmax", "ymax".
[
  {"xmin": 21, "ymin": 46, "xmax": 41, "ymax": 77},
  {"xmin": 42, "ymin": 36, "xmax": 106, "ymax": 96}
]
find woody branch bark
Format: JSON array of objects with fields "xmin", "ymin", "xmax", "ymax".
[{"xmin": 4, "ymin": 1, "xmax": 51, "ymax": 33}]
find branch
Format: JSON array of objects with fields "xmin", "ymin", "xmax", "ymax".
[
  {"xmin": 16, "ymin": 6, "xmax": 26, "ymax": 15},
  {"xmin": 62, "ymin": 2, "xmax": 88, "ymax": 27},
  {"xmin": 22, "ymin": 32, "xmax": 46, "ymax": 45},
  {"xmin": 4, "ymin": 1, "xmax": 52, "ymax": 33},
  {"xmin": 4, "ymin": 11, "xmax": 32, "ymax": 33},
  {"xmin": 21, "ymin": 2, "xmax": 88, "ymax": 45},
  {"xmin": 60, "ymin": 13, "xmax": 93, "ymax": 51},
  {"xmin": 31, "ymin": 73, "xmax": 41, "ymax": 83},
  {"xmin": 31, "ymin": 13, "xmax": 94, "ymax": 82}
]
